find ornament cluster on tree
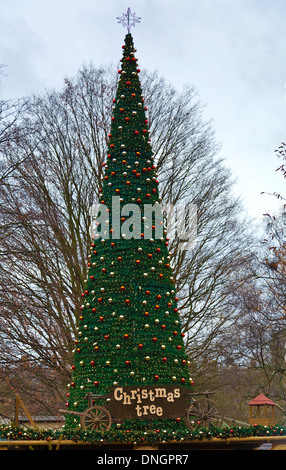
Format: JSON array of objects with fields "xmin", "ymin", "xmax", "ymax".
[{"xmin": 65, "ymin": 33, "xmax": 193, "ymax": 431}]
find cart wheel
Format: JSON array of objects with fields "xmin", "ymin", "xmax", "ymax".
[
  {"xmin": 81, "ymin": 405, "xmax": 112, "ymax": 432},
  {"xmin": 185, "ymin": 397, "xmax": 224, "ymax": 430}
]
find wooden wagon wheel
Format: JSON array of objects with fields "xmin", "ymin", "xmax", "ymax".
[
  {"xmin": 185, "ymin": 397, "xmax": 224, "ymax": 430},
  {"xmin": 80, "ymin": 405, "xmax": 112, "ymax": 432}
]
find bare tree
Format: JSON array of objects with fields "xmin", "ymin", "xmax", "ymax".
[
  {"xmin": 215, "ymin": 144, "xmax": 286, "ymax": 413},
  {"xmin": 0, "ymin": 64, "xmax": 253, "ymax": 414}
]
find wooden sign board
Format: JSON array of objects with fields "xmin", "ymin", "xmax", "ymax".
[{"xmin": 107, "ymin": 385, "xmax": 191, "ymax": 420}]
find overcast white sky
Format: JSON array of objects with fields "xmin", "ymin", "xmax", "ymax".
[{"xmin": 1, "ymin": 0, "xmax": 285, "ymax": 223}]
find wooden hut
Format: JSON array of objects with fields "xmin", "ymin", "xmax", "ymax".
[{"xmin": 248, "ymin": 394, "xmax": 277, "ymax": 426}]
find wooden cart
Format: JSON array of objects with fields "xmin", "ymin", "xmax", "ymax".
[
  {"xmin": 60, "ymin": 387, "xmax": 223, "ymax": 432},
  {"xmin": 185, "ymin": 390, "xmax": 224, "ymax": 430}
]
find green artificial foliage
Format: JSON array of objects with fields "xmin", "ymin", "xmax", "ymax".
[
  {"xmin": 2, "ymin": 424, "xmax": 286, "ymax": 445},
  {"xmin": 64, "ymin": 33, "xmax": 193, "ymax": 434}
]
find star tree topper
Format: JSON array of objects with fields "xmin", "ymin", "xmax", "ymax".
[{"xmin": 116, "ymin": 7, "xmax": 141, "ymax": 33}]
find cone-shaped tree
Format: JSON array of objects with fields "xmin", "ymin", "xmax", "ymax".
[{"xmin": 65, "ymin": 33, "xmax": 193, "ymax": 433}]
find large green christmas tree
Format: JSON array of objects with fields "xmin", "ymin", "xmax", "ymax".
[{"xmin": 64, "ymin": 28, "xmax": 193, "ymax": 436}]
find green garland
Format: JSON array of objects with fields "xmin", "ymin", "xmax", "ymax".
[{"xmin": 1, "ymin": 424, "xmax": 286, "ymax": 444}]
